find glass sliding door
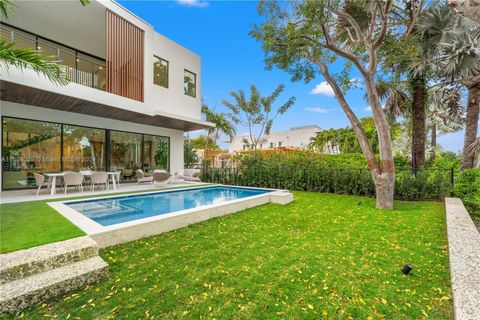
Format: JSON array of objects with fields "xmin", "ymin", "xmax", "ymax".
[
  {"xmin": 2, "ymin": 117, "xmax": 61, "ymax": 189},
  {"xmin": 143, "ymin": 135, "xmax": 169, "ymax": 172},
  {"xmin": 109, "ymin": 130, "xmax": 142, "ymax": 181},
  {"xmin": 63, "ymin": 125, "xmax": 106, "ymax": 172}
]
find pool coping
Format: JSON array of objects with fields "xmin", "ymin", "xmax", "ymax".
[
  {"xmin": 48, "ymin": 184, "xmax": 293, "ymax": 248},
  {"xmin": 445, "ymin": 197, "xmax": 480, "ymax": 320}
]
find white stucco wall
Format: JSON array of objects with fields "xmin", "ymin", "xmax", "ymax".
[{"xmin": 1, "ymin": 0, "xmax": 202, "ymax": 122}]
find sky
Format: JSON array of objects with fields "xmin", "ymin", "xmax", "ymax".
[{"xmin": 119, "ymin": 0, "xmax": 465, "ymax": 152}]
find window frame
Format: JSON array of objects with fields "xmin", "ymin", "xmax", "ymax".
[
  {"xmin": 184, "ymin": 69, "xmax": 197, "ymax": 98},
  {"xmin": 153, "ymin": 55, "xmax": 169, "ymax": 89}
]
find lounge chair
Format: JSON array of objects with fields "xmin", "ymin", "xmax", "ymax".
[
  {"xmin": 178, "ymin": 169, "xmax": 201, "ymax": 182},
  {"xmin": 90, "ymin": 172, "xmax": 108, "ymax": 191},
  {"xmin": 152, "ymin": 171, "xmax": 171, "ymax": 185},
  {"xmin": 136, "ymin": 169, "xmax": 153, "ymax": 184},
  {"xmin": 33, "ymin": 173, "xmax": 49, "ymax": 196},
  {"xmin": 63, "ymin": 172, "xmax": 84, "ymax": 194}
]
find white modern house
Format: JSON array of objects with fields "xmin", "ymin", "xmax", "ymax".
[
  {"xmin": 0, "ymin": 0, "xmax": 212, "ymax": 191},
  {"xmin": 229, "ymin": 125, "xmax": 322, "ymax": 152}
]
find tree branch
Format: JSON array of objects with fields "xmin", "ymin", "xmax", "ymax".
[
  {"xmin": 373, "ymin": 0, "xmax": 393, "ymax": 49},
  {"xmin": 333, "ymin": 10, "xmax": 366, "ymax": 45},
  {"xmin": 310, "ymin": 57, "xmax": 381, "ymax": 175}
]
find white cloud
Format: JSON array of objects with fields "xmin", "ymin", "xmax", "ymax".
[
  {"xmin": 364, "ymin": 105, "xmax": 372, "ymax": 112},
  {"xmin": 310, "ymin": 82, "xmax": 335, "ymax": 97},
  {"xmin": 177, "ymin": 0, "xmax": 209, "ymax": 7},
  {"xmin": 305, "ymin": 107, "xmax": 328, "ymax": 114}
]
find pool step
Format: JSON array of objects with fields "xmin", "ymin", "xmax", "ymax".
[
  {"xmin": 0, "ymin": 236, "xmax": 99, "ymax": 284},
  {"xmin": 0, "ymin": 256, "xmax": 108, "ymax": 314}
]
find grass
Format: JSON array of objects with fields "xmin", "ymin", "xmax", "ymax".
[
  {"xmin": 9, "ymin": 192, "xmax": 452, "ymax": 319},
  {"xmin": 0, "ymin": 184, "xmax": 211, "ymax": 253}
]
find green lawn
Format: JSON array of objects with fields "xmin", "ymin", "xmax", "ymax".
[
  {"xmin": 0, "ymin": 185, "xmax": 211, "ymax": 254},
  {"xmin": 9, "ymin": 192, "xmax": 452, "ymax": 319}
]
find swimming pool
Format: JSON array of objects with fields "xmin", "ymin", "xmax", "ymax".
[
  {"xmin": 49, "ymin": 185, "xmax": 293, "ymax": 248},
  {"xmin": 65, "ymin": 186, "xmax": 272, "ymax": 226}
]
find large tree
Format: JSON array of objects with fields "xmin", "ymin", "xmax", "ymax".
[
  {"xmin": 414, "ymin": 5, "xmax": 480, "ymax": 169},
  {"xmin": 251, "ymin": 0, "xmax": 397, "ymax": 209},
  {"xmin": 222, "ymin": 84, "xmax": 295, "ymax": 150}
]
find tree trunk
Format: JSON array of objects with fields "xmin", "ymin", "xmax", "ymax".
[
  {"xmin": 411, "ymin": 74, "xmax": 426, "ymax": 169},
  {"xmin": 315, "ymin": 60, "xmax": 395, "ymax": 209},
  {"xmin": 430, "ymin": 123, "xmax": 437, "ymax": 161},
  {"xmin": 461, "ymin": 84, "xmax": 480, "ymax": 169},
  {"xmin": 374, "ymin": 172, "xmax": 395, "ymax": 209}
]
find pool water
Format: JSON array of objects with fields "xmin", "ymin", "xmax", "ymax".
[{"xmin": 65, "ymin": 186, "xmax": 272, "ymax": 226}]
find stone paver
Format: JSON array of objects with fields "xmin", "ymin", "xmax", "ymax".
[{"xmin": 445, "ymin": 197, "xmax": 480, "ymax": 320}]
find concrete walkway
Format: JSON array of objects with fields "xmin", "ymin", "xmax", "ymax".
[{"xmin": 445, "ymin": 198, "xmax": 480, "ymax": 320}]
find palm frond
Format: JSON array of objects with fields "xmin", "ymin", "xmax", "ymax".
[
  {"xmin": 0, "ymin": 39, "xmax": 68, "ymax": 86},
  {"xmin": 0, "ymin": 0, "xmax": 15, "ymax": 18}
]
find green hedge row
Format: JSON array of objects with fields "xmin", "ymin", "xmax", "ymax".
[
  {"xmin": 454, "ymin": 169, "xmax": 480, "ymax": 219},
  {"xmin": 201, "ymin": 153, "xmax": 453, "ymax": 201}
]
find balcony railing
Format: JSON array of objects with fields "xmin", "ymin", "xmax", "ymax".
[{"xmin": 1, "ymin": 23, "xmax": 106, "ymax": 91}]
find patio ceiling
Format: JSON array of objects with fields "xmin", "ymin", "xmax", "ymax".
[{"xmin": 0, "ymin": 80, "xmax": 212, "ymax": 132}]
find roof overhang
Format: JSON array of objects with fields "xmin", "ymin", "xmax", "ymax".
[{"xmin": 0, "ymin": 80, "xmax": 213, "ymax": 131}]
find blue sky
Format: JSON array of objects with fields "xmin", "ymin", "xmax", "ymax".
[{"xmin": 119, "ymin": 0, "xmax": 464, "ymax": 152}]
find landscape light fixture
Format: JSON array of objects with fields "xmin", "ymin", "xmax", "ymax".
[{"xmin": 401, "ymin": 263, "xmax": 413, "ymax": 275}]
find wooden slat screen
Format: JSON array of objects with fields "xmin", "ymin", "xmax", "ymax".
[{"xmin": 105, "ymin": 10, "xmax": 144, "ymax": 102}]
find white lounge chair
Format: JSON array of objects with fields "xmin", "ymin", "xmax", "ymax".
[
  {"xmin": 178, "ymin": 169, "xmax": 201, "ymax": 182},
  {"xmin": 136, "ymin": 169, "xmax": 153, "ymax": 184}
]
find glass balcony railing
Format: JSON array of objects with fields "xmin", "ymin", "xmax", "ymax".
[{"xmin": 1, "ymin": 23, "xmax": 106, "ymax": 91}]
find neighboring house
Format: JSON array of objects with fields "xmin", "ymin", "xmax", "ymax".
[
  {"xmin": 0, "ymin": 0, "xmax": 212, "ymax": 190},
  {"xmin": 228, "ymin": 125, "xmax": 321, "ymax": 153}
]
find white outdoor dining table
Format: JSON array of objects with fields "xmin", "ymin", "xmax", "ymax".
[{"xmin": 44, "ymin": 172, "xmax": 120, "ymax": 196}]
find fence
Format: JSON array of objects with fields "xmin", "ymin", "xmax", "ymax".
[{"xmin": 201, "ymin": 166, "xmax": 455, "ymax": 201}]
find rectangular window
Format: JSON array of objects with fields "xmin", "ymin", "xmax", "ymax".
[
  {"xmin": 1, "ymin": 117, "xmax": 171, "ymax": 189},
  {"xmin": 184, "ymin": 69, "xmax": 196, "ymax": 97},
  {"xmin": 143, "ymin": 135, "xmax": 169, "ymax": 172},
  {"xmin": 109, "ymin": 131, "xmax": 143, "ymax": 182},
  {"xmin": 2, "ymin": 117, "xmax": 61, "ymax": 189},
  {"xmin": 278, "ymin": 142, "xmax": 282, "ymax": 147},
  {"xmin": 153, "ymin": 56, "xmax": 168, "ymax": 88},
  {"xmin": 63, "ymin": 125, "xmax": 106, "ymax": 171}
]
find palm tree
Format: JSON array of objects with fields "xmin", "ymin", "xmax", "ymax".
[
  {"xmin": 0, "ymin": 0, "xmax": 89, "ymax": 86},
  {"xmin": 426, "ymin": 86, "xmax": 465, "ymax": 160},
  {"xmin": 468, "ymin": 137, "xmax": 480, "ymax": 168},
  {"xmin": 201, "ymin": 104, "xmax": 236, "ymax": 148},
  {"xmin": 415, "ymin": 4, "xmax": 480, "ymax": 169}
]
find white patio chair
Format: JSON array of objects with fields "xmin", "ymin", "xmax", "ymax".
[
  {"xmin": 63, "ymin": 172, "xmax": 84, "ymax": 194},
  {"xmin": 90, "ymin": 172, "xmax": 108, "ymax": 192},
  {"xmin": 136, "ymin": 169, "xmax": 153, "ymax": 184},
  {"xmin": 33, "ymin": 173, "xmax": 49, "ymax": 196},
  {"xmin": 152, "ymin": 172, "xmax": 171, "ymax": 186}
]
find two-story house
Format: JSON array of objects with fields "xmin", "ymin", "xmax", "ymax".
[{"xmin": 0, "ymin": 0, "xmax": 212, "ymax": 190}]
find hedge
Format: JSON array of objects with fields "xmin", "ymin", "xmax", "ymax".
[{"xmin": 201, "ymin": 153, "xmax": 453, "ymax": 201}]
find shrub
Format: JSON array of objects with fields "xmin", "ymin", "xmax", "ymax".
[
  {"xmin": 202, "ymin": 152, "xmax": 453, "ymax": 201},
  {"xmin": 454, "ymin": 169, "xmax": 480, "ymax": 219}
]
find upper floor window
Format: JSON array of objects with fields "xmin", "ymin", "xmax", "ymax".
[
  {"xmin": 184, "ymin": 69, "xmax": 196, "ymax": 97},
  {"xmin": 153, "ymin": 56, "xmax": 168, "ymax": 88}
]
